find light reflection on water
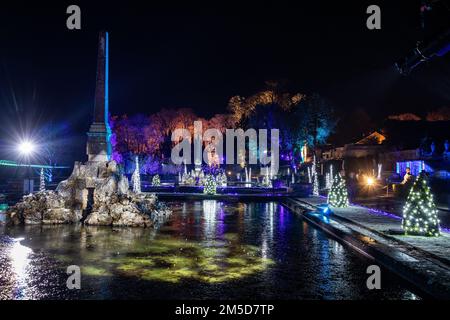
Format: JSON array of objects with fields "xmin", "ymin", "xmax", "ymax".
[
  {"xmin": 203, "ymin": 200, "xmax": 217, "ymax": 240},
  {"xmin": 0, "ymin": 200, "xmax": 421, "ymax": 300},
  {"xmin": 10, "ymin": 238, "xmax": 32, "ymax": 299}
]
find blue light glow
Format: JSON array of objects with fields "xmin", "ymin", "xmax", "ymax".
[{"xmin": 105, "ymin": 32, "xmax": 112, "ymax": 159}]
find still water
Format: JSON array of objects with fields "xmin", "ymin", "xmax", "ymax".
[{"xmin": 0, "ymin": 201, "xmax": 419, "ymax": 300}]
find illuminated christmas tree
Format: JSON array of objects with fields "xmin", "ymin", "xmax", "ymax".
[
  {"xmin": 152, "ymin": 174, "xmax": 161, "ymax": 186},
  {"xmin": 312, "ymin": 156, "xmax": 319, "ymax": 196},
  {"xmin": 221, "ymin": 172, "xmax": 228, "ymax": 187},
  {"xmin": 216, "ymin": 172, "xmax": 227, "ymax": 187},
  {"xmin": 203, "ymin": 174, "xmax": 217, "ymax": 195},
  {"xmin": 312, "ymin": 174, "xmax": 319, "ymax": 196},
  {"xmin": 186, "ymin": 174, "xmax": 195, "ymax": 186},
  {"xmin": 327, "ymin": 173, "xmax": 349, "ymax": 208},
  {"xmin": 325, "ymin": 173, "xmax": 331, "ymax": 190},
  {"xmin": 198, "ymin": 170, "xmax": 205, "ymax": 186},
  {"xmin": 181, "ymin": 172, "xmax": 188, "ymax": 184},
  {"xmin": 132, "ymin": 156, "xmax": 141, "ymax": 193},
  {"xmin": 402, "ymin": 172, "xmax": 440, "ymax": 236},
  {"xmin": 261, "ymin": 173, "xmax": 272, "ymax": 188},
  {"xmin": 39, "ymin": 168, "xmax": 45, "ymax": 192}
]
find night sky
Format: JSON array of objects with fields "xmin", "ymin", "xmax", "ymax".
[{"xmin": 0, "ymin": 1, "xmax": 449, "ymax": 160}]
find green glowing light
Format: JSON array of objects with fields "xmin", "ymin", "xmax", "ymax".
[
  {"xmin": 52, "ymin": 233, "xmax": 274, "ymax": 284},
  {"xmin": 82, "ymin": 266, "xmax": 112, "ymax": 277}
]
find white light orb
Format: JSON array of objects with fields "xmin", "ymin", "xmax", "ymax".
[{"xmin": 18, "ymin": 140, "xmax": 36, "ymax": 156}]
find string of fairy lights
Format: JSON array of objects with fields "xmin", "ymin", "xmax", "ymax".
[
  {"xmin": 152, "ymin": 174, "xmax": 161, "ymax": 187},
  {"xmin": 39, "ymin": 168, "xmax": 46, "ymax": 192},
  {"xmin": 203, "ymin": 174, "xmax": 217, "ymax": 195},
  {"xmin": 327, "ymin": 173, "xmax": 349, "ymax": 208},
  {"xmin": 322, "ymin": 166, "xmax": 439, "ymax": 237},
  {"xmin": 402, "ymin": 172, "xmax": 440, "ymax": 236},
  {"xmin": 132, "ymin": 156, "xmax": 141, "ymax": 193}
]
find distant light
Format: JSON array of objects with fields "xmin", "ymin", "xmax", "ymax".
[
  {"xmin": 17, "ymin": 140, "xmax": 36, "ymax": 156},
  {"xmin": 366, "ymin": 176, "xmax": 375, "ymax": 186},
  {"xmin": 318, "ymin": 204, "xmax": 331, "ymax": 215}
]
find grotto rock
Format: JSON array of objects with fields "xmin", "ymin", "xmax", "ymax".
[{"xmin": 6, "ymin": 160, "xmax": 171, "ymax": 227}]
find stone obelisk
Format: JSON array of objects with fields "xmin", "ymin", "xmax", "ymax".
[{"xmin": 87, "ymin": 31, "xmax": 112, "ymax": 162}]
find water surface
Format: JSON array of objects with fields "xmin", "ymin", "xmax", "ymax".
[{"xmin": 0, "ymin": 201, "xmax": 419, "ymax": 300}]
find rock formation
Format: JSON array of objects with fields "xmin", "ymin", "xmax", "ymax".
[{"xmin": 6, "ymin": 160, "xmax": 171, "ymax": 227}]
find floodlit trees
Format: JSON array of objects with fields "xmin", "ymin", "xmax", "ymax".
[{"xmin": 110, "ymin": 82, "xmax": 337, "ymax": 169}]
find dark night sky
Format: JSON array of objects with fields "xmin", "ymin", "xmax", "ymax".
[{"xmin": 0, "ymin": 1, "xmax": 449, "ymax": 160}]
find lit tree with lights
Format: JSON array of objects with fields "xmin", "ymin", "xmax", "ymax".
[
  {"xmin": 152, "ymin": 174, "xmax": 161, "ymax": 187},
  {"xmin": 402, "ymin": 172, "xmax": 440, "ymax": 236},
  {"xmin": 132, "ymin": 156, "xmax": 141, "ymax": 193},
  {"xmin": 325, "ymin": 173, "xmax": 331, "ymax": 190},
  {"xmin": 203, "ymin": 174, "xmax": 217, "ymax": 195},
  {"xmin": 181, "ymin": 172, "xmax": 188, "ymax": 185},
  {"xmin": 220, "ymin": 172, "xmax": 228, "ymax": 187},
  {"xmin": 312, "ymin": 174, "xmax": 319, "ymax": 196},
  {"xmin": 39, "ymin": 168, "xmax": 45, "ymax": 192},
  {"xmin": 312, "ymin": 155, "xmax": 319, "ymax": 196},
  {"xmin": 327, "ymin": 173, "xmax": 349, "ymax": 208},
  {"xmin": 261, "ymin": 174, "xmax": 272, "ymax": 188},
  {"xmin": 186, "ymin": 174, "xmax": 195, "ymax": 186},
  {"xmin": 216, "ymin": 172, "xmax": 227, "ymax": 187},
  {"xmin": 198, "ymin": 170, "xmax": 205, "ymax": 186}
]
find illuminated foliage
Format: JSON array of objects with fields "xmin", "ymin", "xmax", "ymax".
[
  {"xmin": 132, "ymin": 156, "xmax": 141, "ymax": 193},
  {"xmin": 227, "ymin": 81, "xmax": 305, "ymax": 126},
  {"xmin": 110, "ymin": 109, "xmax": 234, "ymax": 169},
  {"xmin": 387, "ymin": 113, "xmax": 421, "ymax": 121},
  {"xmin": 215, "ymin": 172, "xmax": 227, "ymax": 187},
  {"xmin": 327, "ymin": 173, "xmax": 349, "ymax": 208},
  {"xmin": 312, "ymin": 156, "xmax": 319, "ymax": 196},
  {"xmin": 39, "ymin": 168, "xmax": 45, "ymax": 192},
  {"xmin": 203, "ymin": 174, "xmax": 217, "ymax": 195},
  {"xmin": 402, "ymin": 172, "xmax": 440, "ymax": 236},
  {"xmin": 228, "ymin": 84, "xmax": 335, "ymax": 166},
  {"xmin": 53, "ymin": 234, "xmax": 274, "ymax": 284},
  {"xmin": 261, "ymin": 174, "xmax": 272, "ymax": 188},
  {"xmin": 110, "ymin": 83, "xmax": 336, "ymax": 168},
  {"xmin": 151, "ymin": 174, "xmax": 161, "ymax": 187},
  {"xmin": 426, "ymin": 107, "xmax": 450, "ymax": 121}
]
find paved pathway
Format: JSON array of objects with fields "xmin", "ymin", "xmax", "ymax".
[
  {"xmin": 353, "ymin": 196, "xmax": 450, "ymax": 228},
  {"xmin": 296, "ymin": 196, "xmax": 450, "ymax": 266}
]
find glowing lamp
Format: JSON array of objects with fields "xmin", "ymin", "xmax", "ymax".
[
  {"xmin": 366, "ymin": 176, "xmax": 375, "ymax": 186},
  {"xmin": 317, "ymin": 204, "xmax": 332, "ymax": 215},
  {"xmin": 17, "ymin": 140, "xmax": 36, "ymax": 156}
]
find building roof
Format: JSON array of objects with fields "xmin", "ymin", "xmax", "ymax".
[{"xmin": 355, "ymin": 131, "xmax": 386, "ymax": 145}]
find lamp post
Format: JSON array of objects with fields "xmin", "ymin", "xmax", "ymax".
[{"xmin": 17, "ymin": 140, "xmax": 36, "ymax": 194}]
